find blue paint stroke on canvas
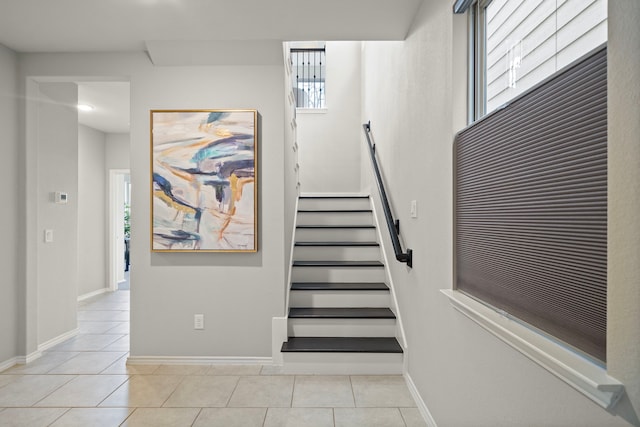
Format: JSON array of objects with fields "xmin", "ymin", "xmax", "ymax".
[{"xmin": 152, "ymin": 111, "xmax": 256, "ymax": 251}]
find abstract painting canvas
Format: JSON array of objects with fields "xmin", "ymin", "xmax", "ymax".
[{"xmin": 151, "ymin": 110, "xmax": 257, "ymax": 252}]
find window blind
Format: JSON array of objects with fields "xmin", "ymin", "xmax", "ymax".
[{"xmin": 454, "ymin": 45, "xmax": 607, "ymax": 363}]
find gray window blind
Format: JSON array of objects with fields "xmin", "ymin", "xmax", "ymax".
[{"xmin": 454, "ymin": 45, "xmax": 607, "ymax": 363}]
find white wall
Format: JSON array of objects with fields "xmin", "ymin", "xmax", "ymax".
[
  {"xmin": 36, "ymin": 83, "xmax": 79, "ymax": 346},
  {"xmin": 78, "ymin": 124, "xmax": 107, "ymax": 297},
  {"xmin": 0, "ymin": 44, "xmax": 19, "ymax": 365},
  {"xmin": 608, "ymin": 0, "xmax": 640, "ymax": 422},
  {"xmin": 361, "ymin": 0, "xmax": 638, "ymax": 425},
  {"xmin": 105, "ymin": 133, "xmax": 130, "ymax": 170},
  {"xmin": 20, "ymin": 51, "xmax": 286, "ymax": 359},
  {"xmin": 297, "ymin": 41, "xmax": 362, "ymax": 193},
  {"xmin": 283, "ymin": 45, "xmax": 299, "ymax": 282}
]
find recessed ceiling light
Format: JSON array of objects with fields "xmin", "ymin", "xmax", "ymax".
[{"xmin": 77, "ymin": 104, "xmax": 94, "ymax": 112}]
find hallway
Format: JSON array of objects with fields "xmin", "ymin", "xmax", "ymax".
[{"xmin": 0, "ymin": 290, "xmax": 425, "ymax": 426}]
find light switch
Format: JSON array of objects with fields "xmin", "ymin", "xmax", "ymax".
[
  {"xmin": 410, "ymin": 200, "xmax": 418, "ymax": 218},
  {"xmin": 194, "ymin": 314, "xmax": 204, "ymax": 330},
  {"xmin": 44, "ymin": 229, "xmax": 54, "ymax": 243}
]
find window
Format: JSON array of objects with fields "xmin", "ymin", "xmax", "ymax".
[
  {"xmin": 455, "ymin": 46, "xmax": 609, "ymax": 365},
  {"xmin": 290, "ymin": 47, "xmax": 326, "ymax": 109},
  {"xmin": 467, "ymin": 0, "xmax": 607, "ymax": 121},
  {"xmin": 447, "ymin": 1, "xmax": 623, "ymax": 408}
]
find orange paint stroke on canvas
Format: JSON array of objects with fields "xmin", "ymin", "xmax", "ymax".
[{"xmin": 217, "ymin": 173, "xmax": 255, "ymax": 241}]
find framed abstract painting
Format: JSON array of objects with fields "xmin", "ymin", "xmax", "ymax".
[{"xmin": 150, "ymin": 109, "xmax": 257, "ymax": 252}]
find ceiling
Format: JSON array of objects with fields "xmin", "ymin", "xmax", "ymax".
[
  {"xmin": 1, "ymin": 0, "xmax": 423, "ymax": 134},
  {"xmin": 0, "ymin": 0, "xmax": 423, "ymax": 53},
  {"xmin": 78, "ymin": 82, "xmax": 130, "ymax": 134}
]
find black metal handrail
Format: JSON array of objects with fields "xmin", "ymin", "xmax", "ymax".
[{"xmin": 363, "ymin": 122, "xmax": 413, "ymax": 268}]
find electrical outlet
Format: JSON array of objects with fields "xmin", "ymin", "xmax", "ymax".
[
  {"xmin": 194, "ymin": 314, "xmax": 204, "ymax": 330},
  {"xmin": 410, "ymin": 200, "xmax": 418, "ymax": 218}
]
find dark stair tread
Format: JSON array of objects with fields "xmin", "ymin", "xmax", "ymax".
[
  {"xmin": 281, "ymin": 337, "xmax": 403, "ymax": 353},
  {"xmin": 295, "ymin": 241, "xmax": 380, "ymax": 247},
  {"xmin": 291, "ymin": 282, "xmax": 389, "ymax": 291},
  {"xmin": 289, "ymin": 307, "xmax": 396, "ymax": 319},
  {"xmin": 292, "ymin": 260, "xmax": 384, "ymax": 268},
  {"xmin": 296, "ymin": 225, "xmax": 376, "ymax": 229},
  {"xmin": 299, "ymin": 195, "xmax": 370, "ymax": 199},
  {"xmin": 298, "ymin": 209, "xmax": 372, "ymax": 213}
]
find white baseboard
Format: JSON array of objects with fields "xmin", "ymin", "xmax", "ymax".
[
  {"xmin": 38, "ymin": 328, "xmax": 79, "ymax": 352},
  {"xmin": 78, "ymin": 287, "xmax": 110, "ymax": 302},
  {"xmin": 405, "ymin": 373, "xmax": 438, "ymax": 427},
  {"xmin": 272, "ymin": 317, "xmax": 288, "ymax": 366},
  {"xmin": 18, "ymin": 350, "xmax": 43, "ymax": 364},
  {"xmin": 0, "ymin": 357, "xmax": 18, "ymax": 373},
  {"xmin": 127, "ymin": 356, "xmax": 272, "ymax": 365},
  {"xmin": 2, "ymin": 348, "xmax": 44, "ymax": 372}
]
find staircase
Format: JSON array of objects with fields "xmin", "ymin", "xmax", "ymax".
[{"xmin": 280, "ymin": 195, "xmax": 404, "ymax": 374}]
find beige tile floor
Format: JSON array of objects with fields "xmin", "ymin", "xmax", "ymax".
[{"xmin": 0, "ymin": 290, "xmax": 426, "ymax": 427}]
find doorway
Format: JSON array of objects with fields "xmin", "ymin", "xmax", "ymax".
[
  {"xmin": 109, "ymin": 170, "xmax": 131, "ymax": 291},
  {"xmin": 23, "ymin": 77, "xmax": 131, "ymax": 358}
]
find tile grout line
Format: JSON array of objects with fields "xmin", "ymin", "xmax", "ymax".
[
  {"xmin": 45, "ymin": 407, "xmax": 71, "ymax": 427},
  {"xmin": 290, "ymin": 375, "xmax": 298, "ymax": 408},
  {"xmin": 190, "ymin": 407, "xmax": 204, "ymax": 427},
  {"xmin": 30, "ymin": 375, "xmax": 78, "ymax": 408},
  {"xmin": 159, "ymin": 374, "xmax": 188, "ymax": 408},
  {"xmin": 223, "ymin": 375, "xmax": 242, "ymax": 408},
  {"xmin": 398, "ymin": 406, "xmax": 409, "ymax": 427},
  {"xmin": 119, "ymin": 407, "xmax": 137, "ymax": 427},
  {"xmin": 348, "ymin": 375, "xmax": 358, "ymax": 408},
  {"xmin": 96, "ymin": 373, "xmax": 132, "ymax": 408}
]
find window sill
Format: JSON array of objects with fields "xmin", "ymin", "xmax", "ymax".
[
  {"xmin": 440, "ymin": 289, "xmax": 624, "ymax": 409},
  {"xmin": 296, "ymin": 108, "xmax": 328, "ymax": 114}
]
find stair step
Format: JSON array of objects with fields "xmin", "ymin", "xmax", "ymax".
[
  {"xmin": 293, "ymin": 260, "xmax": 383, "ymax": 268},
  {"xmin": 288, "ymin": 318, "xmax": 396, "ymax": 337},
  {"xmin": 298, "ymin": 209, "xmax": 372, "ymax": 213},
  {"xmin": 281, "ymin": 337, "xmax": 403, "ymax": 353},
  {"xmin": 299, "ymin": 196, "xmax": 370, "ymax": 199},
  {"xmin": 296, "ymin": 225, "xmax": 375, "ymax": 229},
  {"xmin": 293, "ymin": 246, "xmax": 381, "ymax": 262},
  {"xmin": 290, "ymin": 291, "xmax": 389, "ymax": 308},
  {"xmin": 291, "ymin": 265, "xmax": 385, "ymax": 282},
  {"xmin": 295, "ymin": 227, "xmax": 377, "ymax": 243},
  {"xmin": 295, "ymin": 241, "xmax": 379, "ymax": 247},
  {"xmin": 289, "ymin": 307, "xmax": 395, "ymax": 319},
  {"xmin": 298, "ymin": 196, "xmax": 371, "ymax": 211},
  {"xmin": 291, "ymin": 282, "xmax": 389, "ymax": 291},
  {"xmin": 296, "ymin": 210, "xmax": 374, "ymax": 226}
]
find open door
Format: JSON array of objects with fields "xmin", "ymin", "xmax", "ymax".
[{"xmin": 109, "ymin": 170, "xmax": 130, "ymax": 291}]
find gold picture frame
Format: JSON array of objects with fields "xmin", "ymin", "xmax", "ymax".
[{"xmin": 150, "ymin": 109, "xmax": 257, "ymax": 252}]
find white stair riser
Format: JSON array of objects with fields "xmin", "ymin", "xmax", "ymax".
[
  {"xmin": 288, "ymin": 319, "xmax": 396, "ymax": 337},
  {"xmin": 295, "ymin": 228, "xmax": 377, "ymax": 242},
  {"xmin": 280, "ymin": 352, "xmax": 403, "ymax": 375},
  {"xmin": 293, "ymin": 246, "xmax": 381, "ymax": 261},
  {"xmin": 289, "ymin": 290, "xmax": 390, "ymax": 308},
  {"xmin": 296, "ymin": 212, "xmax": 373, "ymax": 226},
  {"xmin": 298, "ymin": 198, "xmax": 371, "ymax": 211},
  {"xmin": 292, "ymin": 267, "xmax": 386, "ymax": 283}
]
